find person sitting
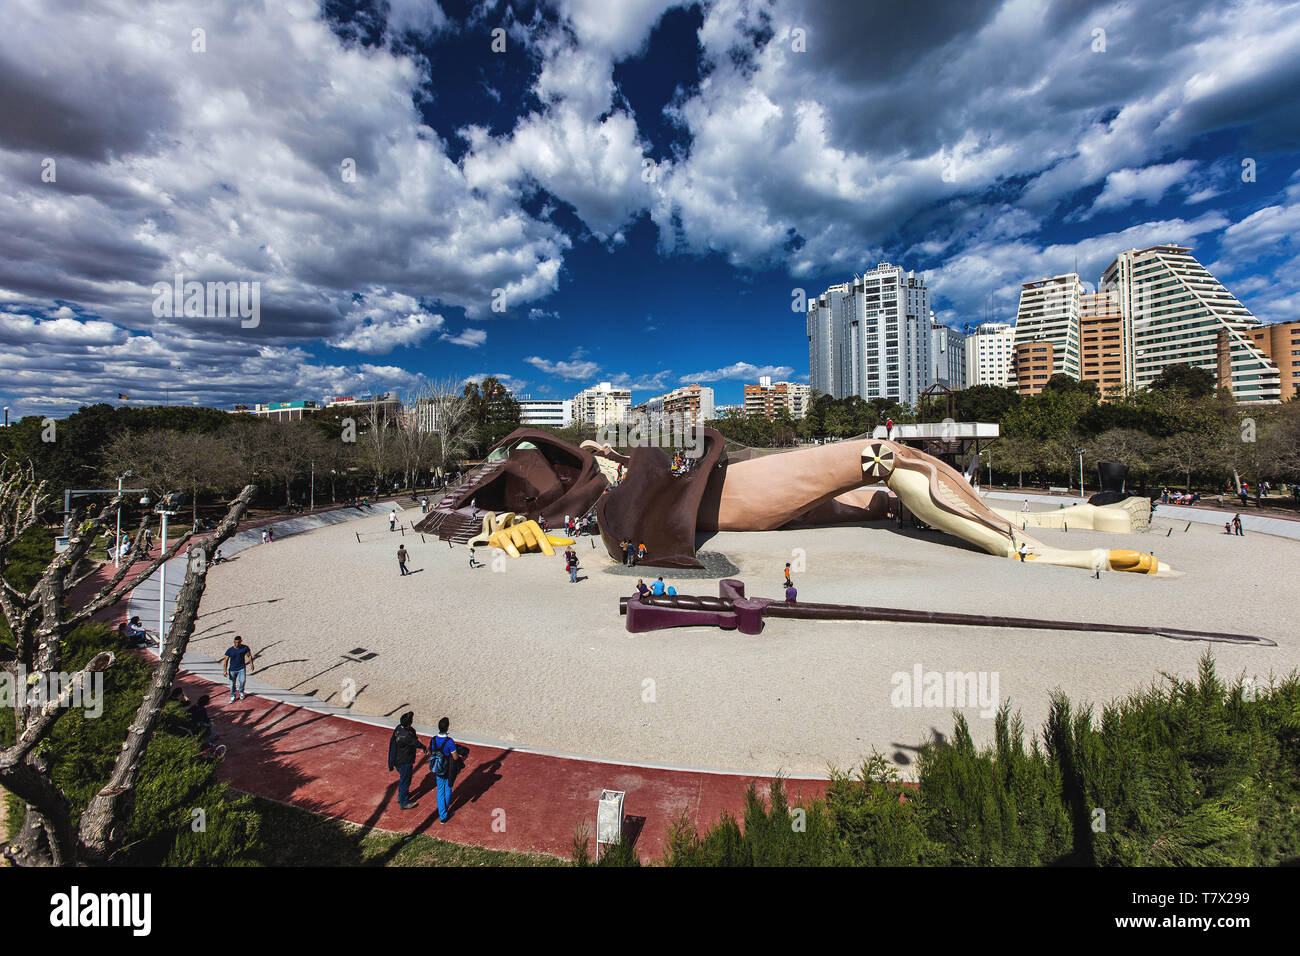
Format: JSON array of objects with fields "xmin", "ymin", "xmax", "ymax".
[
  {"xmin": 784, "ymin": 584, "xmax": 797, "ymax": 604},
  {"xmin": 186, "ymin": 694, "xmax": 215, "ymax": 742},
  {"xmin": 651, "ymin": 576, "xmax": 666, "ymax": 596},
  {"xmin": 125, "ymin": 616, "xmax": 154, "ymax": 647},
  {"xmin": 635, "ymin": 579, "xmax": 649, "ymax": 598}
]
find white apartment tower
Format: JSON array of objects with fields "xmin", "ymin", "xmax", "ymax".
[
  {"xmin": 806, "ymin": 263, "xmax": 933, "ymax": 406},
  {"xmin": 930, "ymin": 322, "xmax": 967, "ymax": 390},
  {"xmin": 1100, "ymin": 245, "xmax": 1281, "ymax": 403},
  {"xmin": 570, "ymin": 382, "xmax": 632, "ymax": 428},
  {"xmin": 964, "ymin": 322, "xmax": 1015, "ymax": 387},
  {"xmin": 1012, "ymin": 273, "xmax": 1083, "ymax": 384}
]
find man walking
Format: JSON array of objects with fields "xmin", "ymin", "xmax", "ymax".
[
  {"xmin": 223, "ymin": 635, "xmax": 254, "ymax": 702},
  {"xmin": 387, "ymin": 712, "xmax": 426, "ymax": 811},
  {"xmin": 389, "ymin": 509, "xmax": 398, "ymax": 531},
  {"xmin": 1232, "ymin": 513, "xmax": 1244, "ymax": 536},
  {"xmin": 397, "ymin": 545, "xmax": 410, "ymax": 575},
  {"xmin": 429, "ymin": 717, "xmax": 465, "ymax": 824}
]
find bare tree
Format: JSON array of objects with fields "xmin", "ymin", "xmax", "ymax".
[
  {"xmin": 102, "ymin": 429, "xmax": 241, "ymax": 524},
  {"xmin": 0, "ymin": 458, "xmax": 256, "ymax": 865},
  {"xmin": 414, "ymin": 376, "xmax": 477, "ymax": 479}
]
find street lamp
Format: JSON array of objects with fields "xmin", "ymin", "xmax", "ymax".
[
  {"xmin": 154, "ymin": 493, "xmax": 182, "ymax": 643},
  {"xmin": 1075, "ymin": 448, "xmax": 1085, "ymax": 496},
  {"xmin": 114, "ymin": 470, "xmax": 133, "ymax": 568}
]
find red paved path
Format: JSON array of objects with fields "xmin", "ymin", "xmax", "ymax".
[
  {"xmin": 75, "ymin": 517, "xmax": 832, "ymax": 863},
  {"xmin": 178, "ymin": 671, "xmax": 828, "ymax": 861}
]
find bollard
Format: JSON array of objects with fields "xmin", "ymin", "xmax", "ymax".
[
  {"xmin": 1167, "ymin": 528, "xmax": 1172, "ymax": 537},
  {"xmin": 355, "ymin": 532, "xmax": 361, "ymax": 543}
]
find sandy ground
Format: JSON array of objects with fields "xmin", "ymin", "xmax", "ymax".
[{"xmin": 194, "ymin": 503, "xmax": 1300, "ymax": 778}]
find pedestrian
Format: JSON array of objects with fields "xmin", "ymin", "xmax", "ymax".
[
  {"xmin": 1224, "ymin": 521, "xmax": 1232, "ymax": 534},
  {"xmin": 222, "ymin": 635, "xmax": 253, "ymax": 702},
  {"xmin": 468, "ymin": 547, "xmax": 484, "ymax": 568},
  {"xmin": 260, "ymin": 529, "xmax": 268, "ymax": 544},
  {"xmin": 266, "ymin": 526, "xmax": 273, "ymax": 543},
  {"xmin": 387, "ymin": 711, "xmax": 426, "ymax": 811},
  {"xmin": 619, "ymin": 538, "xmax": 631, "ymax": 565},
  {"xmin": 143, "ymin": 528, "xmax": 154, "ymax": 552},
  {"xmin": 783, "ymin": 562, "xmax": 793, "ymax": 587},
  {"xmin": 397, "ymin": 545, "xmax": 410, "ymax": 575},
  {"xmin": 389, "ymin": 509, "xmax": 398, "ymax": 531},
  {"xmin": 636, "ymin": 541, "xmax": 647, "ymax": 564},
  {"xmin": 1021, "ymin": 500, "xmax": 1030, "ymax": 512},
  {"xmin": 569, "ymin": 558, "xmax": 579, "ymax": 583},
  {"xmin": 429, "ymin": 716, "xmax": 465, "ymax": 824},
  {"xmin": 1232, "ymin": 513, "xmax": 1244, "ymax": 536},
  {"xmin": 1018, "ymin": 542, "xmax": 1028, "ymax": 562}
]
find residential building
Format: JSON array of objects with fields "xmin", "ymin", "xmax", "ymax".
[
  {"xmin": 633, "ymin": 383, "xmax": 715, "ymax": 428},
  {"xmin": 806, "ymin": 262, "xmax": 934, "ymax": 407},
  {"xmin": 964, "ymin": 322, "xmax": 1015, "ymax": 388},
  {"xmin": 1079, "ymin": 291, "xmax": 1127, "ymax": 398},
  {"xmin": 1100, "ymin": 244, "xmax": 1281, "ymax": 402},
  {"xmin": 322, "ymin": 392, "xmax": 403, "ymax": 425},
  {"xmin": 743, "ymin": 377, "xmax": 811, "ymax": 419},
  {"xmin": 1012, "ymin": 340, "xmax": 1055, "ymax": 396},
  {"xmin": 1217, "ymin": 318, "xmax": 1300, "ymax": 402},
  {"xmin": 930, "ymin": 322, "xmax": 967, "ymax": 390},
  {"xmin": 570, "ymin": 381, "xmax": 631, "ymax": 428},
  {"xmin": 1011, "ymin": 273, "xmax": 1083, "ymax": 390}
]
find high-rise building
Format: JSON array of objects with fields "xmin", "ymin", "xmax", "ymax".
[
  {"xmin": 570, "ymin": 382, "xmax": 631, "ymax": 427},
  {"xmin": 807, "ymin": 263, "xmax": 934, "ymax": 406},
  {"xmin": 743, "ymin": 377, "xmax": 812, "ymax": 419},
  {"xmin": 964, "ymin": 322, "xmax": 1015, "ymax": 388},
  {"xmin": 930, "ymin": 322, "xmax": 967, "ymax": 390},
  {"xmin": 1011, "ymin": 340, "xmax": 1055, "ymax": 396},
  {"xmin": 1079, "ymin": 291, "xmax": 1126, "ymax": 398},
  {"xmin": 1101, "ymin": 245, "xmax": 1281, "ymax": 402},
  {"xmin": 515, "ymin": 396, "xmax": 572, "ymax": 428},
  {"xmin": 1216, "ymin": 318, "xmax": 1300, "ymax": 402},
  {"xmin": 1011, "ymin": 273, "xmax": 1082, "ymax": 392}
]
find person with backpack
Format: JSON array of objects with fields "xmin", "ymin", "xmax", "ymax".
[
  {"xmin": 429, "ymin": 717, "xmax": 466, "ymax": 824},
  {"xmin": 387, "ymin": 712, "xmax": 426, "ymax": 811}
]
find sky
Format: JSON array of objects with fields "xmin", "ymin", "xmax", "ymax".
[{"xmin": 2, "ymin": 0, "xmax": 1299, "ymax": 418}]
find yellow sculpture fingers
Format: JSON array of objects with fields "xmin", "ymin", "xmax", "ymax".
[
  {"xmin": 546, "ymin": 534, "xmax": 575, "ymax": 547},
  {"xmin": 489, "ymin": 529, "xmax": 521, "ymax": 558},
  {"xmin": 1107, "ymin": 550, "xmax": 1158, "ymax": 575}
]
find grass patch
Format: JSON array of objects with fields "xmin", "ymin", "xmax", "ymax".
[{"xmin": 249, "ymin": 795, "xmax": 561, "ymax": 867}]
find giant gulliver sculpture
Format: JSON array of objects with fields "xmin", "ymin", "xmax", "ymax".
[{"xmin": 420, "ymin": 428, "xmax": 1162, "ymax": 575}]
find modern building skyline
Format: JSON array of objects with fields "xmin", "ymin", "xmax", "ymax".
[
  {"xmin": 1100, "ymin": 244, "xmax": 1282, "ymax": 403},
  {"xmin": 964, "ymin": 321, "xmax": 1015, "ymax": 388},
  {"xmin": 807, "ymin": 262, "xmax": 934, "ymax": 407},
  {"xmin": 930, "ymin": 322, "xmax": 967, "ymax": 391},
  {"xmin": 1011, "ymin": 273, "xmax": 1083, "ymax": 391},
  {"xmin": 516, "ymin": 396, "xmax": 573, "ymax": 428}
]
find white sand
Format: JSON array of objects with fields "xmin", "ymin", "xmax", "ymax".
[{"xmin": 194, "ymin": 503, "xmax": 1300, "ymax": 778}]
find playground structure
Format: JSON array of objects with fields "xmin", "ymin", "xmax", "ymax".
[
  {"xmin": 467, "ymin": 511, "xmax": 574, "ymax": 557},
  {"xmin": 620, "ymin": 579, "xmax": 1273, "ymax": 645},
  {"xmin": 417, "ymin": 427, "xmax": 1164, "ymax": 575}
]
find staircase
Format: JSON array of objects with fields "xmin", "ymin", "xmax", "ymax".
[{"xmin": 418, "ymin": 462, "xmax": 503, "ymax": 542}]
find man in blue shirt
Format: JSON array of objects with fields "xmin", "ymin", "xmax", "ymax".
[
  {"xmin": 222, "ymin": 635, "xmax": 254, "ymax": 702},
  {"xmin": 651, "ymin": 577, "xmax": 666, "ymax": 596},
  {"xmin": 429, "ymin": 716, "xmax": 467, "ymax": 824}
]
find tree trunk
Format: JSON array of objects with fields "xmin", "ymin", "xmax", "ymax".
[{"xmin": 77, "ymin": 485, "xmax": 255, "ymax": 864}]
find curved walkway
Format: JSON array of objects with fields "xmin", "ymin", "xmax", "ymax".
[{"xmin": 127, "ymin": 500, "xmax": 828, "ymax": 861}]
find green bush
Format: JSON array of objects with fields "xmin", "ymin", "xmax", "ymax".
[{"xmin": 668, "ymin": 654, "xmax": 1300, "ymax": 868}]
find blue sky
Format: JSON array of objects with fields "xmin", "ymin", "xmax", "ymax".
[{"xmin": 2, "ymin": 0, "xmax": 1299, "ymax": 416}]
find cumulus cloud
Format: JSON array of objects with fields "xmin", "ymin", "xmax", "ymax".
[
  {"xmin": 679, "ymin": 362, "xmax": 795, "ymax": 383},
  {"xmin": 1086, "ymin": 160, "xmax": 1199, "ymax": 215},
  {"xmin": 440, "ymin": 327, "xmax": 488, "ymax": 348},
  {"xmin": 524, "ymin": 355, "xmax": 602, "ymax": 379}
]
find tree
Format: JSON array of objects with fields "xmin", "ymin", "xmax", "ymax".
[
  {"xmin": 0, "ymin": 458, "xmax": 255, "ymax": 865},
  {"xmin": 102, "ymin": 429, "xmax": 240, "ymax": 524},
  {"xmin": 1150, "ymin": 363, "xmax": 1217, "ymax": 399},
  {"xmin": 406, "ymin": 377, "xmax": 477, "ymax": 481},
  {"xmin": 462, "ymin": 377, "xmax": 520, "ymax": 456}
]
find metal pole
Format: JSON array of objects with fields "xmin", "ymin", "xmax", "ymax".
[
  {"xmin": 311, "ymin": 460, "xmax": 315, "ymax": 511},
  {"xmin": 159, "ymin": 510, "xmax": 167, "ymax": 643},
  {"xmin": 114, "ymin": 475, "xmax": 122, "ymax": 568}
]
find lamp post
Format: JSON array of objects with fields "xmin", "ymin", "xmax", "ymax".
[
  {"xmin": 1075, "ymin": 448, "xmax": 1085, "ymax": 496},
  {"xmin": 155, "ymin": 493, "xmax": 181, "ymax": 643},
  {"xmin": 310, "ymin": 460, "xmax": 315, "ymax": 512},
  {"xmin": 114, "ymin": 470, "xmax": 133, "ymax": 568}
]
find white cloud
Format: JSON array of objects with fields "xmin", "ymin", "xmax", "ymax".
[
  {"xmin": 524, "ymin": 355, "xmax": 602, "ymax": 379},
  {"xmin": 679, "ymin": 362, "xmax": 795, "ymax": 383},
  {"xmin": 1086, "ymin": 160, "xmax": 1198, "ymax": 215},
  {"xmin": 329, "ymin": 293, "xmax": 445, "ymax": 354},
  {"xmin": 440, "ymin": 327, "xmax": 488, "ymax": 348}
]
